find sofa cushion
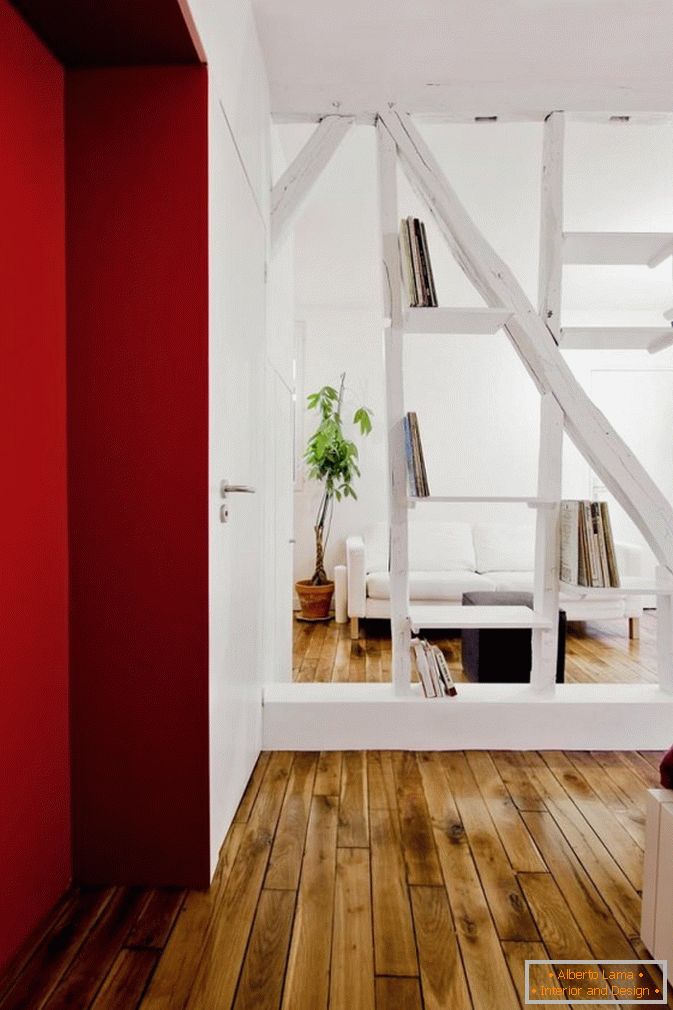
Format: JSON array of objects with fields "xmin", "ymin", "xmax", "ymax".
[
  {"xmin": 367, "ymin": 570, "xmax": 496, "ymax": 601},
  {"xmin": 473, "ymin": 524, "xmax": 535, "ymax": 573},
  {"xmin": 490, "ymin": 571, "xmax": 534, "ymax": 593},
  {"xmin": 408, "ymin": 522, "xmax": 476, "ymax": 572}
]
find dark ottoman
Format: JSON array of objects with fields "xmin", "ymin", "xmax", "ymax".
[{"xmin": 461, "ymin": 590, "xmax": 566, "ymax": 683}]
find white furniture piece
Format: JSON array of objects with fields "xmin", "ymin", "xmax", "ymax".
[
  {"xmin": 346, "ymin": 521, "xmax": 647, "ymax": 640},
  {"xmin": 333, "ymin": 564, "xmax": 348, "ymax": 623},
  {"xmin": 642, "ymin": 788, "xmax": 673, "ymax": 976}
]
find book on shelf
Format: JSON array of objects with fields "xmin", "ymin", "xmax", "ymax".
[
  {"xmin": 559, "ymin": 499, "xmax": 621, "ymax": 588},
  {"xmin": 399, "ymin": 219, "xmax": 417, "ymax": 307},
  {"xmin": 403, "ymin": 411, "xmax": 430, "ymax": 497},
  {"xmin": 411, "ymin": 639, "xmax": 458, "ymax": 698},
  {"xmin": 399, "ymin": 216, "xmax": 438, "ymax": 307}
]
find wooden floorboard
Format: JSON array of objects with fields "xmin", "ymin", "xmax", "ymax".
[
  {"xmin": 1, "ymin": 744, "xmax": 666, "ymax": 1010},
  {"xmin": 292, "ymin": 612, "xmax": 658, "ymax": 684}
]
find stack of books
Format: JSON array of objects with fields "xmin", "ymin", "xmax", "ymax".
[
  {"xmin": 403, "ymin": 411, "xmax": 430, "ymax": 497},
  {"xmin": 559, "ymin": 500, "xmax": 621, "ymax": 588},
  {"xmin": 411, "ymin": 639, "xmax": 458, "ymax": 698},
  {"xmin": 399, "ymin": 216, "xmax": 438, "ymax": 307}
]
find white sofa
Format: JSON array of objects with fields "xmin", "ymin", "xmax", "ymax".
[{"xmin": 346, "ymin": 521, "xmax": 646, "ymax": 639}]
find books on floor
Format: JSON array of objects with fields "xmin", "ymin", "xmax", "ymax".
[
  {"xmin": 411, "ymin": 638, "xmax": 458, "ymax": 698},
  {"xmin": 399, "ymin": 216, "xmax": 438, "ymax": 307},
  {"xmin": 403, "ymin": 411, "xmax": 430, "ymax": 497},
  {"xmin": 559, "ymin": 499, "xmax": 620, "ymax": 588}
]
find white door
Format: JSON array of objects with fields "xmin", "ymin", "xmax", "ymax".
[{"xmin": 208, "ymin": 94, "xmax": 266, "ymax": 873}]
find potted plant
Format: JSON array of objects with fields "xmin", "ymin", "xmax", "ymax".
[{"xmin": 296, "ymin": 373, "xmax": 372, "ymax": 620}]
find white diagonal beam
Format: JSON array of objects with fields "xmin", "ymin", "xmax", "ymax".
[
  {"xmin": 270, "ymin": 115, "xmax": 353, "ymax": 254},
  {"xmin": 380, "ymin": 109, "xmax": 673, "ymax": 573}
]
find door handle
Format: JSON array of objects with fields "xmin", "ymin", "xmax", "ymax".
[{"xmin": 220, "ymin": 480, "xmax": 256, "ymax": 498}]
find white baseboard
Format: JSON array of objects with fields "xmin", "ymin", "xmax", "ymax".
[{"xmin": 263, "ymin": 682, "xmax": 673, "ymax": 750}]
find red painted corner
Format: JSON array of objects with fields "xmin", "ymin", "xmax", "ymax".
[{"xmin": 0, "ymin": 0, "xmax": 71, "ymax": 974}]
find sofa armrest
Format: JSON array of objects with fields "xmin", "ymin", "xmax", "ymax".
[
  {"xmin": 615, "ymin": 541, "xmax": 645, "ymax": 578},
  {"xmin": 346, "ymin": 535, "xmax": 367, "ymax": 618}
]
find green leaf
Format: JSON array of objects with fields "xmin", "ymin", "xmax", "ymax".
[{"xmin": 353, "ymin": 407, "xmax": 373, "ymax": 436}]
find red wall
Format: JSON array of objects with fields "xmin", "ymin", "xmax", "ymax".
[
  {"xmin": 0, "ymin": 0, "xmax": 71, "ymax": 973},
  {"xmin": 66, "ymin": 67, "xmax": 211, "ymax": 887}
]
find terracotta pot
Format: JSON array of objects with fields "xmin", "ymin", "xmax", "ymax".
[{"xmin": 296, "ymin": 579, "xmax": 334, "ymax": 620}]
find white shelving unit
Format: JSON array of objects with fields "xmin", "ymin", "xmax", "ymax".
[
  {"xmin": 555, "ymin": 199, "xmax": 673, "ymax": 355},
  {"xmin": 559, "ymin": 327, "xmax": 673, "ymax": 352},
  {"xmin": 562, "ymin": 231, "xmax": 673, "ymax": 266},
  {"xmin": 404, "ymin": 306, "xmax": 511, "ymax": 334},
  {"xmin": 408, "ymin": 495, "xmax": 556, "ymax": 506},
  {"xmin": 409, "ymin": 605, "xmax": 552, "ymax": 631},
  {"xmin": 377, "ymin": 120, "xmax": 564, "ymax": 696},
  {"xmin": 376, "ymin": 109, "xmax": 673, "ymax": 698}
]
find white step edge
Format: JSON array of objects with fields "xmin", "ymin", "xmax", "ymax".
[
  {"xmin": 559, "ymin": 327, "xmax": 673, "ymax": 350},
  {"xmin": 408, "ymin": 604, "xmax": 552, "ymax": 631},
  {"xmin": 408, "ymin": 495, "xmax": 556, "ymax": 507},
  {"xmin": 403, "ymin": 306, "xmax": 512, "ymax": 334},
  {"xmin": 262, "ymin": 682, "xmax": 673, "ymax": 751},
  {"xmin": 562, "ymin": 231, "xmax": 673, "ymax": 266}
]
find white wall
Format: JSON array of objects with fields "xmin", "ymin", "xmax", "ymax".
[
  {"xmin": 289, "ymin": 120, "xmax": 673, "ymax": 586},
  {"xmin": 185, "ymin": 0, "xmax": 292, "ymax": 874}
]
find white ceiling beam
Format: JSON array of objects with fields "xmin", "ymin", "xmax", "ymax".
[
  {"xmin": 270, "ymin": 115, "xmax": 353, "ymax": 255},
  {"xmin": 379, "ymin": 109, "xmax": 673, "ymax": 574},
  {"xmin": 271, "ymin": 93, "xmax": 673, "ymax": 125}
]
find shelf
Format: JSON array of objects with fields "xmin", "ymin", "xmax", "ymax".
[
  {"xmin": 560, "ymin": 579, "xmax": 673, "ymax": 597},
  {"xmin": 559, "ymin": 327, "xmax": 673, "ymax": 351},
  {"xmin": 409, "ymin": 605, "xmax": 552, "ymax": 631},
  {"xmin": 562, "ymin": 232, "xmax": 673, "ymax": 266},
  {"xmin": 648, "ymin": 330, "xmax": 673, "ymax": 354},
  {"xmin": 408, "ymin": 495, "xmax": 556, "ymax": 507},
  {"xmin": 404, "ymin": 306, "xmax": 511, "ymax": 334}
]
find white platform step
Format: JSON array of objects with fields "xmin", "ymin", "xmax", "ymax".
[
  {"xmin": 262, "ymin": 682, "xmax": 673, "ymax": 751},
  {"xmin": 559, "ymin": 326, "xmax": 673, "ymax": 351},
  {"xmin": 404, "ymin": 306, "xmax": 511, "ymax": 334},
  {"xmin": 409, "ymin": 604, "xmax": 552, "ymax": 631},
  {"xmin": 563, "ymin": 232, "xmax": 673, "ymax": 266}
]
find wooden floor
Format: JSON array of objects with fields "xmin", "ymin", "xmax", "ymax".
[
  {"xmin": 1, "ymin": 746, "xmax": 669, "ymax": 1010},
  {"xmin": 293, "ymin": 613, "xmax": 658, "ymax": 684}
]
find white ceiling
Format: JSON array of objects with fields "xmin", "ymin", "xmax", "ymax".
[{"xmin": 252, "ymin": 0, "xmax": 673, "ymax": 119}]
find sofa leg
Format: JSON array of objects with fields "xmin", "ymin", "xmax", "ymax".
[
  {"xmin": 350, "ymin": 617, "xmax": 359, "ymax": 641},
  {"xmin": 629, "ymin": 617, "xmax": 640, "ymax": 640}
]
